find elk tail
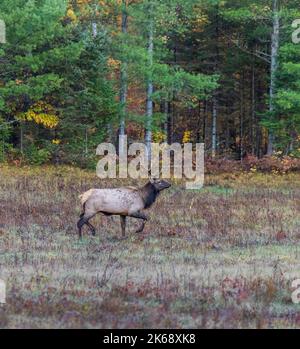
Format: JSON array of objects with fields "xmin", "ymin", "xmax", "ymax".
[{"xmin": 79, "ymin": 189, "xmax": 95, "ymax": 207}]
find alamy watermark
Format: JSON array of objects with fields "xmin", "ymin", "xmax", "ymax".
[
  {"xmin": 0, "ymin": 19, "xmax": 6, "ymax": 44},
  {"xmin": 96, "ymin": 136, "xmax": 204, "ymax": 190},
  {"xmin": 0, "ymin": 279, "xmax": 6, "ymax": 304},
  {"xmin": 292, "ymin": 19, "xmax": 300, "ymax": 44},
  {"xmin": 291, "ymin": 279, "xmax": 300, "ymax": 304}
]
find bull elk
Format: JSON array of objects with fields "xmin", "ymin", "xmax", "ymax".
[{"xmin": 77, "ymin": 178, "xmax": 171, "ymax": 238}]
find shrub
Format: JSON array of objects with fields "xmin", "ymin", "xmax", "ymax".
[
  {"xmin": 255, "ymin": 156, "xmax": 300, "ymax": 173},
  {"xmin": 24, "ymin": 145, "xmax": 51, "ymax": 165},
  {"xmin": 205, "ymin": 155, "xmax": 300, "ymax": 174},
  {"xmin": 205, "ymin": 157, "xmax": 242, "ymax": 174}
]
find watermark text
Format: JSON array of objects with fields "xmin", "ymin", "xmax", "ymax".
[
  {"xmin": 0, "ymin": 279, "xmax": 6, "ymax": 304},
  {"xmin": 96, "ymin": 136, "xmax": 204, "ymax": 190}
]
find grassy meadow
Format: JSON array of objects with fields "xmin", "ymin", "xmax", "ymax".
[{"xmin": 0, "ymin": 165, "xmax": 300, "ymax": 328}]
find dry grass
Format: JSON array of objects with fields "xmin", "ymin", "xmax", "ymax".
[{"xmin": 0, "ymin": 165, "xmax": 300, "ymax": 328}]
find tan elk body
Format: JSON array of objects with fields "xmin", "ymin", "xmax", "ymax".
[{"xmin": 77, "ymin": 178, "xmax": 171, "ymax": 238}]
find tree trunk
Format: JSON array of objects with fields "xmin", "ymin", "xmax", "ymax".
[
  {"xmin": 211, "ymin": 3, "xmax": 219, "ymax": 158},
  {"xmin": 92, "ymin": 22, "xmax": 97, "ymax": 38},
  {"xmin": 167, "ymin": 101, "xmax": 172, "ymax": 144},
  {"xmin": 85, "ymin": 126, "xmax": 88, "ymax": 155},
  {"xmin": 145, "ymin": 17, "xmax": 154, "ymax": 161},
  {"xmin": 212, "ymin": 96, "xmax": 218, "ymax": 158},
  {"xmin": 256, "ymin": 77, "xmax": 264, "ymax": 157},
  {"xmin": 251, "ymin": 63, "xmax": 256, "ymax": 155},
  {"xmin": 92, "ymin": 20, "xmax": 114, "ymax": 143},
  {"xmin": 240, "ymin": 71, "xmax": 245, "ymax": 160},
  {"xmin": 20, "ymin": 122, "xmax": 24, "ymax": 155},
  {"xmin": 203, "ymin": 100, "xmax": 207, "ymax": 147},
  {"xmin": 268, "ymin": 0, "xmax": 280, "ymax": 155},
  {"xmin": 163, "ymin": 100, "xmax": 169, "ymax": 142},
  {"xmin": 225, "ymin": 102, "xmax": 230, "ymax": 152},
  {"xmin": 197, "ymin": 101, "xmax": 201, "ymax": 143},
  {"xmin": 119, "ymin": 0, "xmax": 128, "ymax": 156}
]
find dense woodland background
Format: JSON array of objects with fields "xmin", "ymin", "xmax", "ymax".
[{"xmin": 0, "ymin": 0, "xmax": 300, "ymax": 168}]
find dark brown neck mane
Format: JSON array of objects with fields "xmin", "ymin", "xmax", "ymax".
[{"xmin": 139, "ymin": 182, "xmax": 159, "ymax": 209}]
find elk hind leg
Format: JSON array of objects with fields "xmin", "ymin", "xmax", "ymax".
[
  {"xmin": 77, "ymin": 216, "xmax": 87, "ymax": 239},
  {"xmin": 86, "ymin": 221, "xmax": 96, "ymax": 236},
  {"xmin": 120, "ymin": 216, "xmax": 126, "ymax": 237},
  {"xmin": 77, "ymin": 213, "xmax": 95, "ymax": 239}
]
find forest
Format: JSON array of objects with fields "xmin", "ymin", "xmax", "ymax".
[{"xmin": 0, "ymin": 0, "xmax": 300, "ymax": 167}]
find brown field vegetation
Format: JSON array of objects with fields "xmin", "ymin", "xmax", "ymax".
[{"xmin": 0, "ymin": 165, "xmax": 300, "ymax": 328}]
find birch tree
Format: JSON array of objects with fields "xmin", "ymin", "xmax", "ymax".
[
  {"xmin": 268, "ymin": 0, "xmax": 280, "ymax": 155},
  {"xmin": 119, "ymin": 0, "xmax": 128, "ymax": 156}
]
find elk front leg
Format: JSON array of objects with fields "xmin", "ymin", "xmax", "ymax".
[
  {"xmin": 120, "ymin": 216, "xmax": 126, "ymax": 237},
  {"xmin": 129, "ymin": 211, "xmax": 148, "ymax": 233}
]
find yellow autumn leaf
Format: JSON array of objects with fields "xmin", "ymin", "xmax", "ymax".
[
  {"xmin": 66, "ymin": 8, "xmax": 77, "ymax": 22},
  {"xmin": 182, "ymin": 130, "xmax": 192, "ymax": 143},
  {"xmin": 17, "ymin": 102, "xmax": 59, "ymax": 129}
]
